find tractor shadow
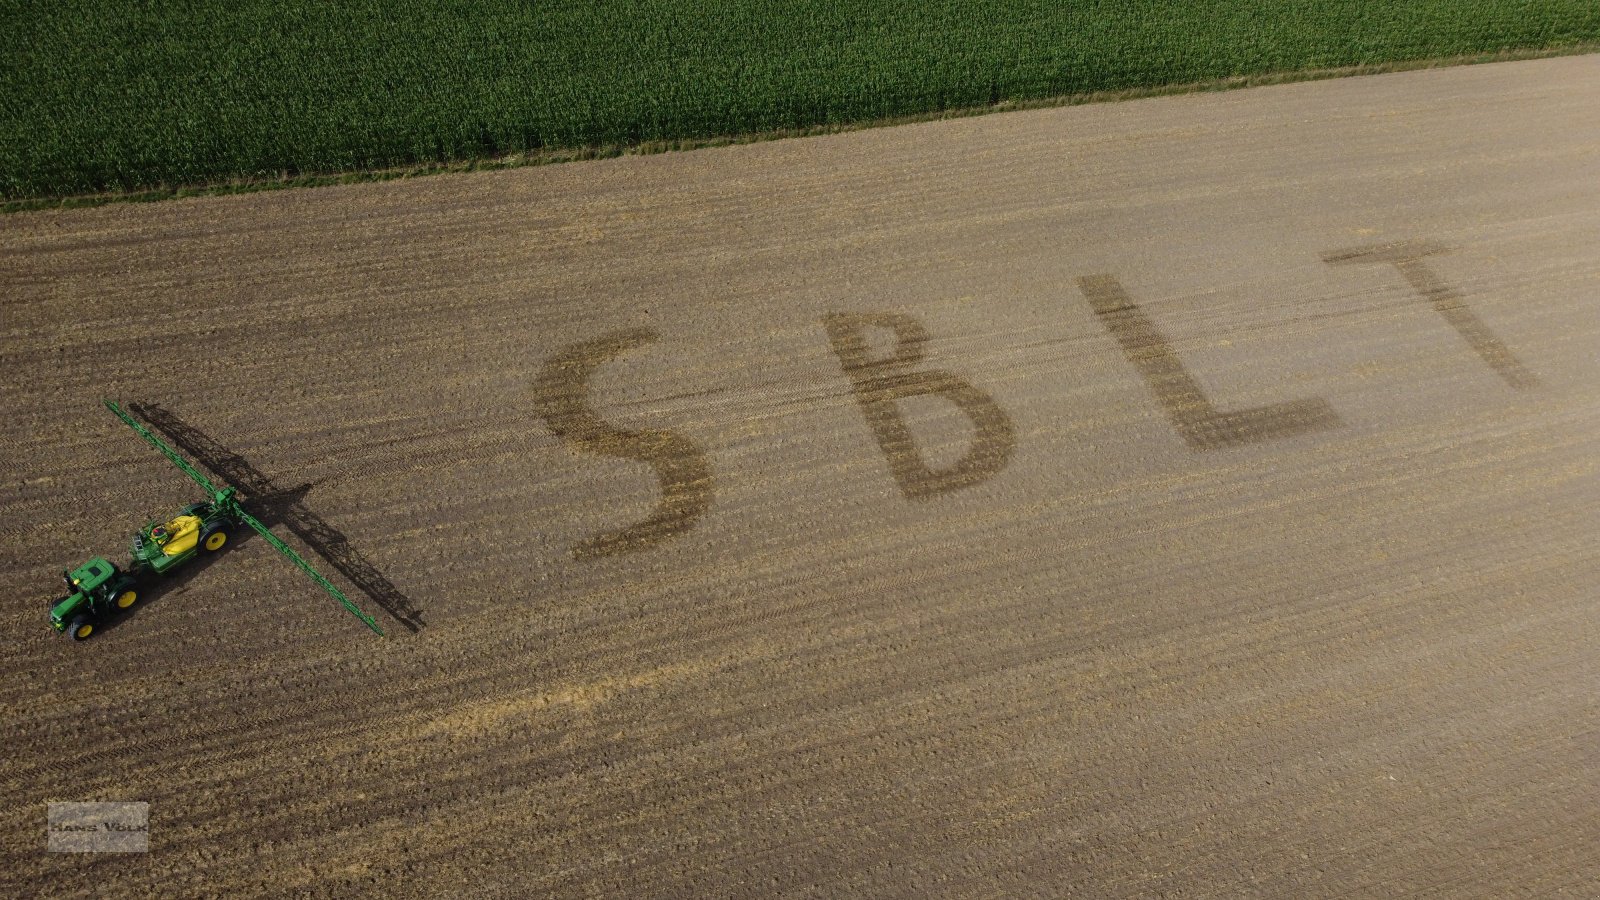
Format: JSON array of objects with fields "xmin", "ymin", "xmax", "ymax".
[{"xmin": 124, "ymin": 402, "xmax": 426, "ymax": 633}]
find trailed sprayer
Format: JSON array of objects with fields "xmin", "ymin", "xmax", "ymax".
[{"xmin": 48, "ymin": 401, "xmax": 383, "ymax": 639}]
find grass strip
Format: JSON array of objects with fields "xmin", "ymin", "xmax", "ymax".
[{"xmin": 3, "ymin": 1, "xmax": 1597, "ymax": 208}]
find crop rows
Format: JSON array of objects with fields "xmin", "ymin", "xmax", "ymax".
[{"xmin": 3, "ymin": 0, "xmax": 1598, "ymax": 200}]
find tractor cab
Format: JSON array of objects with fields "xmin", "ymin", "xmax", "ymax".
[{"xmin": 49, "ymin": 557, "xmax": 139, "ymax": 640}]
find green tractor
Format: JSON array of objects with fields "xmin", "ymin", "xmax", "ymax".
[
  {"xmin": 47, "ymin": 401, "xmax": 384, "ymax": 640},
  {"xmin": 49, "ymin": 557, "xmax": 141, "ymax": 641},
  {"xmin": 48, "ymin": 498, "xmax": 236, "ymax": 639}
]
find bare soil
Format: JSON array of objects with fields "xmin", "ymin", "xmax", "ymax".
[{"xmin": 2, "ymin": 54, "xmax": 1598, "ymax": 898}]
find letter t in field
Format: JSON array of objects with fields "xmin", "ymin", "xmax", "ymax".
[{"xmin": 1323, "ymin": 240, "xmax": 1537, "ymax": 389}]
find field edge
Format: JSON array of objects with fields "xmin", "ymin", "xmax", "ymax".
[{"xmin": 6, "ymin": 43, "xmax": 1595, "ymax": 217}]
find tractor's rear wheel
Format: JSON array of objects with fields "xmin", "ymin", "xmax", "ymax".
[
  {"xmin": 203, "ymin": 529, "xmax": 228, "ymax": 552},
  {"xmin": 115, "ymin": 589, "xmax": 137, "ymax": 609},
  {"xmin": 68, "ymin": 617, "xmax": 94, "ymax": 641}
]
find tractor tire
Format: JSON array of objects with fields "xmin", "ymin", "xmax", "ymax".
[
  {"xmin": 202, "ymin": 528, "xmax": 228, "ymax": 553},
  {"xmin": 68, "ymin": 617, "xmax": 95, "ymax": 641},
  {"xmin": 114, "ymin": 589, "xmax": 138, "ymax": 610}
]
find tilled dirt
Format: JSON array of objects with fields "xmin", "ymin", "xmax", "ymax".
[{"xmin": 2, "ymin": 55, "xmax": 1598, "ymax": 897}]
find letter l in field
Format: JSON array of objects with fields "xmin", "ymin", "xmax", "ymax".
[{"xmin": 1077, "ymin": 275, "xmax": 1342, "ymax": 450}]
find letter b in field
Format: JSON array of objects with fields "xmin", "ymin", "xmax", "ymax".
[{"xmin": 823, "ymin": 312, "xmax": 1016, "ymax": 500}]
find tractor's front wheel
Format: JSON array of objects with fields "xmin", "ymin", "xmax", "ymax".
[
  {"xmin": 202, "ymin": 529, "xmax": 228, "ymax": 552},
  {"xmin": 68, "ymin": 617, "xmax": 95, "ymax": 641},
  {"xmin": 114, "ymin": 589, "xmax": 138, "ymax": 610}
]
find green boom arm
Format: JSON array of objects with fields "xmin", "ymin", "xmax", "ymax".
[
  {"xmin": 236, "ymin": 509, "xmax": 383, "ymax": 635},
  {"xmin": 104, "ymin": 400, "xmax": 384, "ymax": 636},
  {"xmin": 105, "ymin": 399, "xmax": 222, "ymax": 497}
]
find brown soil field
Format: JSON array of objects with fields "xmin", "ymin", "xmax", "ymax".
[{"xmin": 3, "ymin": 54, "xmax": 1598, "ymax": 897}]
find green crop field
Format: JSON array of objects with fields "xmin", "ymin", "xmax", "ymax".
[{"xmin": 3, "ymin": 0, "xmax": 1598, "ymax": 202}]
